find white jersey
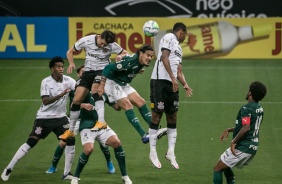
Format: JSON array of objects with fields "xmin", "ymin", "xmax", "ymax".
[
  {"xmin": 151, "ymin": 33, "xmax": 183, "ymax": 81},
  {"xmin": 36, "ymin": 75, "xmax": 76, "ymax": 119},
  {"xmin": 74, "ymin": 35, "xmax": 123, "ymax": 71}
]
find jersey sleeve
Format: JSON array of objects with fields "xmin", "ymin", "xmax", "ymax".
[
  {"xmin": 74, "ymin": 36, "xmax": 88, "ymax": 52},
  {"xmin": 240, "ymin": 106, "xmax": 252, "ymax": 124},
  {"xmin": 69, "ymin": 77, "xmax": 76, "ymax": 91},
  {"xmin": 40, "ymin": 79, "xmax": 49, "ymax": 97},
  {"xmin": 111, "ymin": 42, "xmax": 123, "ymax": 54},
  {"xmin": 161, "ymin": 34, "xmax": 173, "ymax": 51}
]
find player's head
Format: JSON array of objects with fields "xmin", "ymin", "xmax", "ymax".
[
  {"xmin": 49, "ymin": 56, "xmax": 64, "ymax": 77},
  {"xmin": 246, "ymin": 81, "xmax": 267, "ymax": 102},
  {"xmin": 76, "ymin": 65, "xmax": 85, "ymax": 78},
  {"xmin": 101, "ymin": 30, "xmax": 116, "ymax": 43},
  {"xmin": 137, "ymin": 44, "xmax": 154, "ymax": 67},
  {"xmin": 49, "ymin": 56, "xmax": 64, "ymax": 69},
  {"xmin": 172, "ymin": 22, "xmax": 187, "ymax": 43}
]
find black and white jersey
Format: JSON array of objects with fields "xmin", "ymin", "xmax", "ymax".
[
  {"xmin": 151, "ymin": 33, "xmax": 182, "ymax": 81},
  {"xmin": 36, "ymin": 75, "xmax": 76, "ymax": 119},
  {"xmin": 74, "ymin": 35, "xmax": 123, "ymax": 71}
]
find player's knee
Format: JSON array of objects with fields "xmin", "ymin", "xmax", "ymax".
[
  {"xmin": 112, "ymin": 140, "xmax": 121, "ymax": 148},
  {"xmin": 26, "ymin": 137, "xmax": 39, "ymax": 148},
  {"xmin": 66, "ymin": 137, "xmax": 75, "ymax": 146}
]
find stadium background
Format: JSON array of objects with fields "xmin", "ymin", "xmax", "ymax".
[{"xmin": 0, "ymin": 0, "xmax": 282, "ymax": 183}]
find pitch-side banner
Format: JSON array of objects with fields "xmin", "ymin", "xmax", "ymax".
[
  {"xmin": 0, "ymin": 17, "xmax": 68, "ymax": 58},
  {"xmin": 69, "ymin": 17, "xmax": 282, "ymax": 59}
]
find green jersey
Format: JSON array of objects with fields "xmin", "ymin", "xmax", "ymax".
[
  {"xmin": 233, "ymin": 102, "xmax": 264, "ymax": 154},
  {"xmin": 78, "ymin": 93, "xmax": 98, "ymax": 132},
  {"xmin": 102, "ymin": 54, "xmax": 145, "ymax": 86}
]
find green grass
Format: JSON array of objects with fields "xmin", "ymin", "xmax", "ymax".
[{"xmin": 0, "ymin": 59, "xmax": 282, "ymax": 184}]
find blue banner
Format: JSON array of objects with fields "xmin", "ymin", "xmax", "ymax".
[{"xmin": 0, "ymin": 17, "xmax": 68, "ymax": 58}]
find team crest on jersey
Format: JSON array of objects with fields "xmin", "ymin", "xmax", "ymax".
[
  {"xmin": 35, "ymin": 127, "xmax": 42, "ymax": 135},
  {"xmin": 157, "ymin": 102, "xmax": 164, "ymax": 110},
  {"xmin": 63, "ymin": 124, "xmax": 70, "ymax": 129},
  {"xmin": 117, "ymin": 64, "xmax": 122, "ymax": 69}
]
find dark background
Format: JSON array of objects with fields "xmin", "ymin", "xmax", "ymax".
[{"xmin": 0, "ymin": 0, "xmax": 281, "ymax": 17}]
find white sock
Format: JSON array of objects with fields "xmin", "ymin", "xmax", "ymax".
[
  {"xmin": 7, "ymin": 143, "xmax": 31, "ymax": 169},
  {"xmin": 69, "ymin": 111, "xmax": 80, "ymax": 131},
  {"xmin": 149, "ymin": 128, "xmax": 158, "ymax": 152},
  {"xmin": 64, "ymin": 145, "xmax": 75, "ymax": 175},
  {"xmin": 167, "ymin": 128, "xmax": 177, "ymax": 155},
  {"xmin": 95, "ymin": 100, "xmax": 105, "ymax": 122},
  {"xmin": 74, "ymin": 120, "xmax": 80, "ymax": 135}
]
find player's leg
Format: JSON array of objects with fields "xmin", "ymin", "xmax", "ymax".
[
  {"xmin": 224, "ymin": 168, "xmax": 235, "ymax": 184},
  {"xmin": 1, "ymin": 119, "xmax": 49, "ymax": 181},
  {"xmin": 164, "ymin": 83, "xmax": 179, "ymax": 170},
  {"xmin": 60, "ymin": 71, "xmax": 92, "ymax": 139},
  {"xmin": 128, "ymin": 91, "xmax": 151, "ymax": 126},
  {"xmin": 98, "ymin": 143, "xmax": 115, "ymax": 173},
  {"xmin": 62, "ymin": 137, "xmax": 75, "ymax": 180},
  {"xmin": 165, "ymin": 111, "xmax": 179, "ymax": 169},
  {"xmin": 71, "ymin": 129, "xmax": 95, "ymax": 183},
  {"xmin": 148, "ymin": 79, "xmax": 164, "ymax": 168},
  {"xmin": 105, "ymin": 80, "xmax": 148, "ymax": 143},
  {"xmin": 46, "ymin": 142, "xmax": 65, "ymax": 174},
  {"xmin": 213, "ymin": 159, "xmax": 229, "ymax": 184},
  {"xmin": 91, "ymin": 71, "xmax": 107, "ymax": 131},
  {"xmin": 102, "ymin": 130, "xmax": 132, "ymax": 184}
]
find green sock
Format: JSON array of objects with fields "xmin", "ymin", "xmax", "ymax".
[
  {"xmin": 138, "ymin": 104, "xmax": 151, "ymax": 126},
  {"xmin": 224, "ymin": 168, "xmax": 235, "ymax": 184},
  {"xmin": 51, "ymin": 145, "xmax": 64, "ymax": 167},
  {"xmin": 125, "ymin": 109, "xmax": 146, "ymax": 137},
  {"xmin": 213, "ymin": 171, "xmax": 223, "ymax": 184},
  {"xmin": 114, "ymin": 146, "xmax": 127, "ymax": 176},
  {"xmin": 74, "ymin": 152, "xmax": 89, "ymax": 178},
  {"xmin": 99, "ymin": 143, "xmax": 111, "ymax": 163}
]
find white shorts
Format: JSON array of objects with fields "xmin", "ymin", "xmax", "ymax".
[
  {"xmin": 220, "ymin": 148, "xmax": 255, "ymax": 169},
  {"xmin": 80, "ymin": 127, "xmax": 116, "ymax": 147},
  {"xmin": 104, "ymin": 79, "xmax": 136, "ymax": 102}
]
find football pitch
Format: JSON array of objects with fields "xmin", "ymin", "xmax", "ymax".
[{"xmin": 0, "ymin": 59, "xmax": 281, "ymax": 184}]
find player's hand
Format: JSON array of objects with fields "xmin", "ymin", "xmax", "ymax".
[
  {"xmin": 60, "ymin": 89, "xmax": 71, "ymax": 97},
  {"xmin": 184, "ymin": 84, "xmax": 193, "ymax": 97},
  {"xmin": 67, "ymin": 64, "xmax": 76, "ymax": 74},
  {"xmin": 82, "ymin": 103, "xmax": 94, "ymax": 111},
  {"xmin": 115, "ymin": 55, "xmax": 123, "ymax": 62},
  {"xmin": 171, "ymin": 77, "xmax": 178, "ymax": 92},
  {"xmin": 230, "ymin": 141, "xmax": 236, "ymax": 156},
  {"xmin": 220, "ymin": 129, "xmax": 229, "ymax": 141}
]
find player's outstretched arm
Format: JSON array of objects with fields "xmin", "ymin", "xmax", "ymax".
[{"xmin": 66, "ymin": 47, "xmax": 77, "ymax": 74}]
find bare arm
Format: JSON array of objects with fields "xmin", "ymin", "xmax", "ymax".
[
  {"xmin": 115, "ymin": 50, "xmax": 129, "ymax": 62},
  {"xmin": 177, "ymin": 64, "xmax": 193, "ymax": 97},
  {"xmin": 66, "ymin": 47, "xmax": 77, "ymax": 74},
  {"xmin": 41, "ymin": 89, "xmax": 71, "ymax": 105},
  {"xmin": 161, "ymin": 50, "xmax": 178, "ymax": 92}
]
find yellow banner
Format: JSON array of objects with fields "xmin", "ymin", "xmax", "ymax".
[{"xmin": 68, "ymin": 18, "xmax": 282, "ymax": 59}]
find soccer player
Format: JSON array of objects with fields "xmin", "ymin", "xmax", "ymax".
[
  {"xmin": 213, "ymin": 81, "xmax": 267, "ymax": 184},
  {"xmin": 71, "ymin": 93, "xmax": 132, "ymax": 184},
  {"xmin": 46, "ymin": 65, "xmax": 116, "ymax": 176},
  {"xmin": 59, "ymin": 30, "xmax": 128, "ymax": 140},
  {"xmin": 1, "ymin": 56, "xmax": 76, "ymax": 181},
  {"xmin": 149, "ymin": 22, "xmax": 193, "ymax": 169},
  {"xmin": 97, "ymin": 44, "xmax": 167, "ymax": 144}
]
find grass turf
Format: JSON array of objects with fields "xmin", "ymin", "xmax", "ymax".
[{"xmin": 0, "ymin": 59, "xmax": 281, "ymax": 184}]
